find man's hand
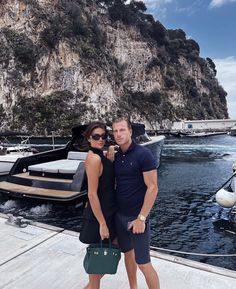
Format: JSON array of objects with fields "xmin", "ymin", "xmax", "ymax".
[{"xmin": 131, "ymin": 219, "xmax": 146, "ymax": 234}]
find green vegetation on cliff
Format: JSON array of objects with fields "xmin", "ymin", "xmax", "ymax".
[{"xmin": 0, "ymin": 0, "xmax": 228, "ymax": 134}]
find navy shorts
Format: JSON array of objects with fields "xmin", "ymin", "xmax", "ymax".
[{"xmin": 115, "ymin": 213, "xmax": 150, "ymax": 264}]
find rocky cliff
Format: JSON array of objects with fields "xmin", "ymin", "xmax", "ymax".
[{"xmin": 0, "ymin": 0, "xmax": 228, "ymax": 135}]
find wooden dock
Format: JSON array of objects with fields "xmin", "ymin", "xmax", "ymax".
[{"xmin": 0, "ymin": 213, "xmax": 235, "ymax": 289}]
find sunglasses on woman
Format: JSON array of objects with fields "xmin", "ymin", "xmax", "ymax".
[{"xmin": 90, "ymin": 133, "xmax": 107, "ymax": 141}]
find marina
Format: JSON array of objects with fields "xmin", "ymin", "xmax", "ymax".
[
  {"xmin": 0, "ymin": 1, "xmax": 235, "ymax": 287},
  {"xmin": 0, "ymin": 134, "xmax": 236, "ymax": 272},
  {"xmin": 0, "ymin": 213, "xmax": 236, "ymax": 289}
]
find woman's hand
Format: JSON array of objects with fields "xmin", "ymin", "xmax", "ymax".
[
  {"xmin": 99, "ymin": 223, "xmax": 110, "ymax": 240},
  {"xmin": 106, "ymin": 145, "xmax": 117, "ymax": 162}
]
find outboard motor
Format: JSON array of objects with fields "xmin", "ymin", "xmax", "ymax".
[{"xmin": 215, "ymin": 163, "xmax": 236, "ymax": 208}]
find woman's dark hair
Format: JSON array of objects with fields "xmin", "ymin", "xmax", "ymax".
[{"xmin": 83, "ymin": 121, "xmax": 107, "ymax": 149}]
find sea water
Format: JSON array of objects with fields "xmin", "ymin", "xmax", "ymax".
[
  {"xmin": 151, "ymin": 134, "xmax": 236, "ymax": 270},
  {"xmin": 0, "ymin": 134, "xmax": 236, "ymax": 270}
]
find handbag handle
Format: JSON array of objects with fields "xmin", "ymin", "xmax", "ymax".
[{"xmin": 100, "ymin": 238, "xmax": 112, "ymax": 248}]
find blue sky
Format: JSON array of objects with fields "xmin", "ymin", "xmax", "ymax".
[{"xmin": 141, "ymin": 0, "xmax": 236, "ymax": 119}]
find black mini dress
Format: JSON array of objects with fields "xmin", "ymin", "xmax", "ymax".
[{"xmin": 79, "ymin": 147, "xmax": 117, "ymax": 244}]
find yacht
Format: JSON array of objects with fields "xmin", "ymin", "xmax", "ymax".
[
  {"xmin": 0, "ymin": 124, "xmax": 165, "ymax": 203},
  {"xmin": 229, "ymin": 125, "xmax": 236, "ymax": 136},
  {"xmin": 0, "ymin": 133, "xmax": 37, "ymax": 176}
]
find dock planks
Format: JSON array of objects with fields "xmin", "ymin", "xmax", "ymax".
[{"xmin": 0, "ymin": 213, "xmax": 235, "ymax": 289}]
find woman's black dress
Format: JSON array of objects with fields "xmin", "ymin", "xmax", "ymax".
[{"xmin": 79, "ymin": 147, "xmax": 117, "ymax": 244}]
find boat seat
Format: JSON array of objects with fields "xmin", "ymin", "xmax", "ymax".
[
  {"xmin": 28, "ymin": 151, "xmax": 87, "ymax": 175},
  {"xmin": 58, "ymin": 161, "xmax": 83, "ymax": 174},
  {"xmin": 67, "ymin": 151, "xmax": 87, "ymax": 160},
  {"xmin": 28, "ymin": 160, "xmax": 83, "ymax": 174},
  {"xmin": 28, "ymin": 160, "xmax": 68, "ymax": 173}
]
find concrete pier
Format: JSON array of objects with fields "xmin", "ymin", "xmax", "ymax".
[{"xmin": 0, "ymin": 213, "xmax": 235, "ymax": 289}]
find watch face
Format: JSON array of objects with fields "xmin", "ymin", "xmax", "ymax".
[{"xmin": 139, "ymin": 214, "xmax": 146, "ymax": 221}]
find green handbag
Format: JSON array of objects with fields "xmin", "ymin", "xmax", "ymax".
[{"xmin": 83, "ymin": 239, "xmax": 121, "ymax": 274}]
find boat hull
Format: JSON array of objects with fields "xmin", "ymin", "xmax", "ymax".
[
  {"xmin": 0, "ymin": 161, "xmax": 15, "ymax": 176},
  {"xmin": 0, "ymin": 152, "xmax": 33, "ymax": 176}
]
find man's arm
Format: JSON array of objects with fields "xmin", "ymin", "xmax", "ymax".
[
  {"xmin": 132, "ymin": 169, "xmax": 158, "ymax": 234},
  {"xmin": 139, "ymin": 169, "xmax": 158, "ymax": 218}
]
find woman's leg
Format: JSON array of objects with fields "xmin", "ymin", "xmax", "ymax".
[
  {"xmin": 83, "ymin": 283, "xmax": 90, "ymax": 289},
  {"xmin": 88, "ymin": 274, "xmax": 102, "ymax": 289},
  {"xmin": 84, "ymin": 274, "xmax": 103, "ymax": 289}
]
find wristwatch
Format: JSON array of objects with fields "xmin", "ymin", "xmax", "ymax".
[{"xmin": 138, "ymin": 214, "xmax": 146, "ymax": 222}]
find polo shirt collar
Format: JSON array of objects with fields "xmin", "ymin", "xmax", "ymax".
[{"xmin": 119, "ymin": 141, "xmax": 136, "ymax": 154}]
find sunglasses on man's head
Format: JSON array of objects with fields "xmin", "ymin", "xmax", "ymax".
[{"xmin": 90, "ymin": 133, "xmax": 107, "ymax": 141}]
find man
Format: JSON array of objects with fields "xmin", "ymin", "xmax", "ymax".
[{"xmin": 112, "ymin": 116, "xmax": 160, "ymax": 289}]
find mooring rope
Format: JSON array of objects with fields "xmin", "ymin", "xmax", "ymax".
[{"xmin": 150, "ymin": 246, "xmax": 236, "ymax": 257}]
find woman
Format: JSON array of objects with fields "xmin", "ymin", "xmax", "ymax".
[{"xmin": 79, "ymin": 121, "xmax": 117, "ymax": 289}]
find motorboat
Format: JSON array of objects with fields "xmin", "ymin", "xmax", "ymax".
[
  {"xmin": 169, "ymin": 131, "xmax": 226, "ymax": 138},
  {"xmin": 185, "ymin": 131, "xmax": 227, "ymax": 137},
  {"xmin": 0, "ymin": 124, "xmax": 165, "ymax": 203},
  {"xmin": 215, "ymin": 162, "xmax": 236, "ymax": 208},
  {"xmin": 0, "ymin": 133, "xmax": 37, "ymax": 176},
  {"xmin": 229, "ymin": 125, "xmax": 236, "ymax": 136}
]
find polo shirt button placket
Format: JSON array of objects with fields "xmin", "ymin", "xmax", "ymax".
[{"xmin": 122, "ymin": 154, "xmax": 125, "ymax": 163}]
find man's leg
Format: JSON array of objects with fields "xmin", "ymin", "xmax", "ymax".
[
  {"xmin": 138, "ymin": 262, "xmax": 160, "ymax": 289},
  {"xmin": 115, "ymin": 214, "xmax": 138, "ymax": 289},
  {"xmin": 132, "ymin": 220, "xmax": 160, "ymax": 289},
  {"xmin": 124, "ymin": 249, "xmax": 138, "ymax": 289}
]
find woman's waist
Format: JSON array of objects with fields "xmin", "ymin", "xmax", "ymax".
[{"xmin": 83, "ymin": 202, "xmax": 117, "ymax": 220}]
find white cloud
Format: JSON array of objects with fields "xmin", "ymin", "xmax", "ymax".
[
  {"xmin": 209, "ymin": 0, "xmax": 236, "ymax": 9},
  {"xmin": 144, "ymin": 0, "xmax": 173, "ymax": 6},
  {"xmin": 143, "ymin": 0, "xmax": 202, "ymax": 18},
  {"xmin": 214, "ymin": 57, "xmax": 236, "ymax": 119},
  {"xmin": 127, "ymin": 0, "xmax": 173, "ymax": 8},
  {"xmin": 143, "ymin": 0, "xmax": 174, "ymax": 18}
]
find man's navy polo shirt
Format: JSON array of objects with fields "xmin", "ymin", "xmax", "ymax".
[{"xmin": 114, "ymin": 141, "xmax": 157, "ymax": 217}]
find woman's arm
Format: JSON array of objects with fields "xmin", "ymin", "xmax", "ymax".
[{"xmin": 85, "ymin": 153, "xmax": 109, "ymax": 239}]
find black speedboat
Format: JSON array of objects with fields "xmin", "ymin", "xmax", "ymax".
[{"xmin": 0, "ymin": 124, "xmax": 165, "ymax": 203}]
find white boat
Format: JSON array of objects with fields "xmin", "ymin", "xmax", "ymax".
[
  {"xmin": 215, "ymin": 163, "xmax": 236, "ymax": 208},
  {"xmin": 0, "ymin": 134, "xmax": 36, "ymax": 176},
  {"xmin": 0, "ymin": 124, "xmax": 165, "ymax": 203},
  {"xmin": 229, "ymin": 125, "xmax": 236, "ymax": 136},
  {"xmin": 185, "ymin": 131, "xmax": 226, "ymax": 137}
]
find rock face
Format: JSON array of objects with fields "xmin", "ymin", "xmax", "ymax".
[{"xmin": 0, "ymin": 0, "xmax": 228, "ymax": 135}]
